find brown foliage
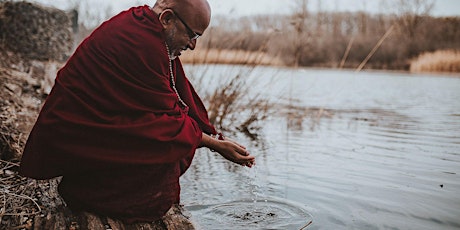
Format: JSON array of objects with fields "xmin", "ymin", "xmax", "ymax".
[
  {"xmin": 410, "ymin": 50, "xmax": 460, "ymax": 73},
  {"xmin": 196, "ymin": 12, "xmax": 460, "ymax": 71}
]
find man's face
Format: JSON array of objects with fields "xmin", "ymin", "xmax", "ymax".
[{"xmin": 165, "ymin": 11, "xmax": 199, "ymax": 60}]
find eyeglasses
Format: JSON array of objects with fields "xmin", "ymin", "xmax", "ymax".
[{"xmin": 172, "ymin": 11, "xmax": 201, "ymax": 40}]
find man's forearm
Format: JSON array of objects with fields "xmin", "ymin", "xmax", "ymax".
[{"xmin": 200, "ymin": 133, "xmax": 220, "ymax": 152}]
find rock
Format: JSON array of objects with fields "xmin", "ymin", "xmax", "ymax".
[{"xmin": 0, "ymin": 1, "xmax": 74, "ymax": 65}]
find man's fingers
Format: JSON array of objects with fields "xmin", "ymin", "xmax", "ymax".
[
  {"xmin": 241, "ymin": 160, "xmax": 255, "ymax": 168},
  {"xmin": 236, "ymin": 146, "xmax": 250, "ymax": 156},
  {"xmin": 236, "ymin": 156, "xmax": 255, "ymax": 167}
]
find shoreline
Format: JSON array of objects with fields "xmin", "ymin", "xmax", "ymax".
[{"xmin": 180, "ymin": 49, "xmax": 460, "ymax": 75}]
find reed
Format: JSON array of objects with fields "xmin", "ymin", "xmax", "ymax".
[
  {"xmin": 180, "ymin": 49, "xmax": 285, "ymax": 66},
  {"xmin": 410, "ymin": 50, "xmax": 460, "ymax": 73},
  {"xmin": 184, "ymin": 36, "xmax": 279, "ymax": 140},
  {"xmin": 189, "ymin": 69, "xmax": 274, "ymax": 141}
]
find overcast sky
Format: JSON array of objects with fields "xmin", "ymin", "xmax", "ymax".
[
  {"xmin": 32, "ymin": 0, "xmax": 460, "ymax": 18},
  {"xmin": 209, "ymin": 0, "xmax": 460, "ymax": 17}
]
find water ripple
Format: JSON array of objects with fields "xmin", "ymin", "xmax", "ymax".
[{"xmin": 187, "ymin": 198, "xmax": 313, "ymax": 230}]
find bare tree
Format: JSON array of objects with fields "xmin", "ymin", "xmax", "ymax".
[
  {"xmin": 384, "ymin": 0, "xmax": 435, "ymax": 57},
  {"xmin": 289, "ymin": 0, "xmax": 310, "ymax": 67},
  {"xmin": 394, "ymin": 0, "xmax": 434, "ymax": 36}
]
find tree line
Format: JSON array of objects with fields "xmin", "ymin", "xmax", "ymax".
[
  {"xmin": 13, "ymin": 0, "xmax": 458, "ymax": 71},
  {"xmin": 198, "ymin": 11, "xmax": 459, "ymax": 70}
]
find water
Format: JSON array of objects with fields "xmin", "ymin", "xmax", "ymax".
[
  {"xmin": 181, "ymin": 65, "xmax": 460, "ymax": 230},
  {"xmin": 187, "ymin": 198, "xmax": 312, "ymax": 230}
]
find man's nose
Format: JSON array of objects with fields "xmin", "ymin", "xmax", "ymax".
[{"xmin": 187, "ymin": 39, "xmax": 197, "ymax": 50}]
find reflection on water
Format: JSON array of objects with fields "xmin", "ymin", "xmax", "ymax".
[
  {"xmin": 188, "ymin": 198, "xmax": 313, "ymax": 230},
  {"xmin": 181, "ymin": 65, "xmax": 460, "ymax": 230}
]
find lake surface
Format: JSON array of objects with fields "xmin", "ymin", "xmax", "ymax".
[{"xmin": 180, "ymin": 65, "xmax": 460, "ymax": 230}]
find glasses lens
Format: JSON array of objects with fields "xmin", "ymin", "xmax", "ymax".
[
  {"xmin": 191, "ymin": 34, "xmax": 200, "ymax": 40},
  {"xmin": 174, "ymin": 11, "xmax": 200, "ymax": 40}
]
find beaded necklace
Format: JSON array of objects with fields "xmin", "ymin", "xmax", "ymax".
[{"xmin": 165, "ymin": 43, "xmax": 188, "ymax": 110}]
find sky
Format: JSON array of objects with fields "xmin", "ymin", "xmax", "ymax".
[
  {"xmin": 31, "ymin": 0, "xmax": 460, "ymax": 20},
  {"xmin": 208, "ymin": 0, "xmax": 460, "ymax": 17}
]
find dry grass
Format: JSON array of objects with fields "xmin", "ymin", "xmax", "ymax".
[
  {"xmin": 194, "ymin": 73, "xmax": 273, "ymax": 141},
  {"xmin": 0, "ymin": 159, "xmax": 43, "ymax": 228},
  {"xmin": 0, "ymin": 63, "xmax": 65, "ymax": 228},
  {"xmin": 180, "ymin": 49, "xmax": 285, "ymax": 66},
  {"xmin": 410, "ymin": 50, "xmax": 460, "ymax": 73},
  {"xmin": 181, "ymin": 48, "xmax": 281, "ymax": 141}
]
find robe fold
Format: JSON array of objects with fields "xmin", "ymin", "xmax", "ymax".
[{"xmin": 19, "ymin": 5, "xmax": 216, "ymax": 223}]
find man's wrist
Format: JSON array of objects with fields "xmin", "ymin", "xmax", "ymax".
[
  {"xmin": 208, "ymin": 132, "xmax": 224, "ymax": 152},
  {"xmin": 210, "ymin": 132, "xmax": 225, "ymax": 140}
]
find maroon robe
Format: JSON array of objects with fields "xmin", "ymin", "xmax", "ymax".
[{"xmin": 19, "ymin": 6, "xmax": 216, "ymax": 223}]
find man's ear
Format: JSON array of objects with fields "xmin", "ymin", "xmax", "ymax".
[{"xmin": 158, "ymin": 9, "xmax": 175, "ymax": 28}]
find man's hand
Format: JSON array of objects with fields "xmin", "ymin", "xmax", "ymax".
[{"xmin": 201, "ymin": 133, "xmax": 255, "ymax": 167}]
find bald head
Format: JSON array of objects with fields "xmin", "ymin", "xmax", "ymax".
[
  {"xmin": 153, "ymin": 0, "xmax": 211, "ymax": 32},
  {"xmin": 153, "ymin": 0, "xmax": 211, "ymax": 59}
]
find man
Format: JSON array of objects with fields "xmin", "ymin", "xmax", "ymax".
[{"xmin": 19, "ymin": 0, "xmax": 255, "ymax": 224}]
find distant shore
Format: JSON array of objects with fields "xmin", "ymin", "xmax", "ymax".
[
  {"xmin": 180, "ymin": 49, "xmax": 285, "ymax": 66},
  {"xmin": 181, "ymin": 48, "xmax": 460, "ymax": 75}
]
